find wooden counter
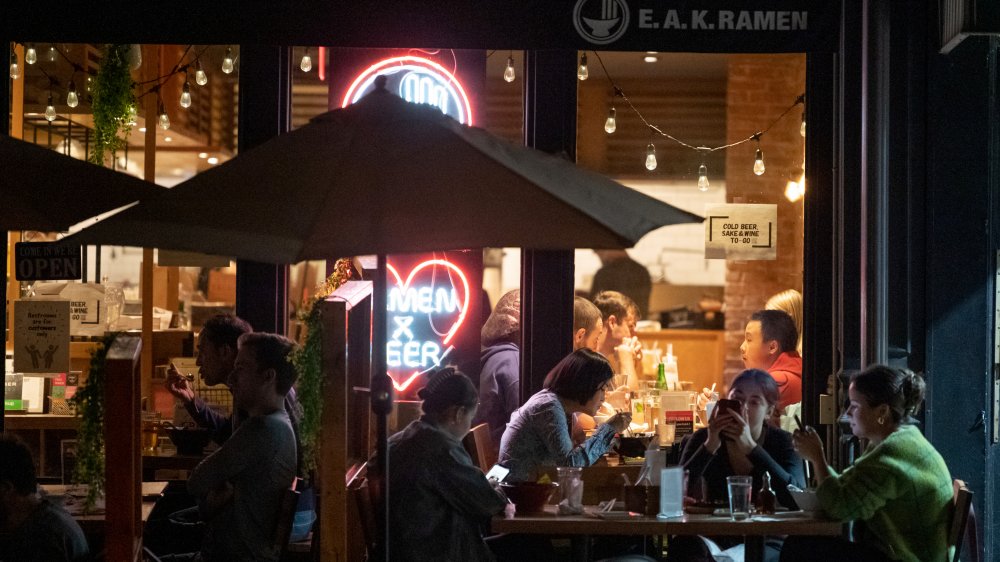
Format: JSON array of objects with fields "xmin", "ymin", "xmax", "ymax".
[{"xmin": 635, "ymin": 329, "xmax": 726, "ymax": 393}]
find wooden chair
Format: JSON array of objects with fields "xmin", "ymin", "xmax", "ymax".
[
  {"xmin": 463, "ymin": 423, "xmax": 497, "ymax": 473},
  {"xmin": 949, "ymin": 479, "xmax": 979, "ymax": 562},
  {"xmin": 274, "ymin": 477, "xmax": 303, "ymax": 555}
]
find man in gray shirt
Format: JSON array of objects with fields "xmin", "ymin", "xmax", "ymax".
[{"xmin": 187, "ymin": 333, "xmax": 298, "ymax": 562}]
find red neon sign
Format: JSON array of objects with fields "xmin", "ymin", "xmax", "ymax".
[
  {"xmin": 341, "ymin": 55, "xmax": 474, "ymax": 125},
  {"xmin": 385, "ymin": 259, "xmax": 471, "ymax": 392}
]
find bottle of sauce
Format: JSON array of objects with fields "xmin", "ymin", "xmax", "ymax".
[{"xmin": 757, "ymin": 471, "xmax": 776, "ymax": 515}]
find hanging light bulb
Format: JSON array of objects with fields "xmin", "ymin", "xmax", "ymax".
[
  {"xmin": 158, "ymin": 104, "xmax": 170, "ymax": 130},
  {"xmin": 300, "ymin": 48, "xmax": 313, "ymax": 72},
  {"xmin": 577, "ymin": 52, "xmax": 589, "ymax": 81},
  {"xmin": 9, "ymin": 51, "xmax": 19, "ymax": 80},
  {"xmin": 195, "ymin": 60, "xmax": 208, "ymax": 86},
  {"xmin": 66, "ymin": 80, "xmax": 79, "ymax": 108},
  {"xmin": 85, "ymin": 76, "xmax": 92, "ymax": 93},
  {"xmin": 25, "ymin": 44, "xmax": 37, "ymax": 65},
  {"xmin": 44, "ymin": 93, "xmax": 56, "ymax": 122},
  {"xmin": 645, "ymin": 143, "xmax": 657, "ymax": 171},
  {"xmin": 179, "ymin": 80, "xmax": 192, "ymax": 108},
  {"xmin": 698, "ymin": 163, "xmax": 710, "ymax": 191},
  {"xmin": 800, "ymin": 111, "xmax": 806, "ymax": 137},
  {"xmin": 503, "ymin": 54, "xmax": 515, "ymax": 83},
  {"xmin": 127, "ymin": 104, "xmax": 138, "ymax": 126},
  {"xmin": 753, "ymin": 147, "xmax": 766, "ymax": 175},
  {"xmin": 47, "ymin": 44, "xmax": 57, "ymax": 62},
  {"xmin": 604, "ymin": 107, "xmax": 617, "ymax": 134},
  {"xmin": 221, "ymin": 47, "xmax": 234, "ymax": 74}
]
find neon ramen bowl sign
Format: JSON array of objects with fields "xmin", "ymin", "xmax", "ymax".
[
  {"xmin": 386, "ymin": 259, "xmax": 470, "ymax": 391},
  {"xmin": 341, "ymin": 56, "xmax": 474, "ymax": 125}
]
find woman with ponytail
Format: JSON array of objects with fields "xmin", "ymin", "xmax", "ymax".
[
  {"xmin": 385, "ymin": 368, "xmax": 507, "ymax": 561},
  {"xmin": 784, "ymin": 365, "xmax": 953, "ymax": 562}
]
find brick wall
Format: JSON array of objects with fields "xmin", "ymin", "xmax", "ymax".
[{"xmin": 722, "ymin": 54, "xmax": 806, "ymax": 384}]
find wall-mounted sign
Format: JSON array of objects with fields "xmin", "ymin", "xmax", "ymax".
[
  {"xmin": 342, "ymin": 56, "xmax": 474, "ymax": 125},
  {"xmin": 14, "ymin": 242, "xmax": 82, "ymax": 281},
  {"xmin": 704, "ymin": 203, "xmax": 777, "ymax": 260},
  {"xmin": 14, "ymin": 300, "xmax": 70, "ymax": 374}
]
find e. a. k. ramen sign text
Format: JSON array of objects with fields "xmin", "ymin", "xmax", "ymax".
[{"xmin": 385, "ymin": 258, "xmax": 472, "ymax": 393}]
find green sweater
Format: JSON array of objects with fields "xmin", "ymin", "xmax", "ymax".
[{"xmin": 817, "ymin": 425, "xmax": 953, "ymax": 562}]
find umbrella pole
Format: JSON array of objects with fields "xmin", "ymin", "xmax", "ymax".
[{"xmin": 372, "ymin": 254, "xmax": 393, "ymax": 562}]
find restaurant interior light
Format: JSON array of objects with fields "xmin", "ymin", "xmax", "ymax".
[
  {"xmin": 9, "ymin": 50, "xmax": 19, "ymax": 80},
  {"xmin": 645, "ymin": 143, "xmax": 657, "ymax": 171},
  {"xmin": 25, "ymin": 44, "xmax": 37, "ymax": 65},
  {"xmin": 604, "ymin": 107, "xmax": 617, "ymax": 134},
  {"xmin": 198, "ymin": 152, "xmax": 208, "ymax": 159},
  {"xmin": 221, "ymin": 46, "xmax": 234, "ymax": 74},
  {"xmin": 300, "ymin": 48, "xmax": 313, "ymax": 72},
  {"xmin": 504, "ymin": 53, "xmax": 515, "ymax": 83},
  {"xmin": 207, "ymin": 156, "xmax": 219, "ymax": 165},
  {"xmin": 195, "ymin": 60, "xmax": 208, "ymax": 86},
  {"xmin": 44, "ymin": 93, "xmax": 56, "ymax": 122},
  {"xmin": 698, "ymin": 163, "xmax": 710, "ymax": 191},
  {"xmin": 158, "ymin": 103, "xmax": 170, "ymax": 130},
  {"xmin": 127, "ymin": 104, "xmax": 137, "ymax": 126},
  {"xmin": 179, "ymin": 80, "xmax": 192, "ymax": 108},
  {"xmin": 800, "ymin": 111, "xmax": 806, "ymax": 137},
  {"xmin": 577, "ymin": 52, "xmax": 589, "ymax": 81},
  {"xmin": 66, "ymin": 80, "xmax": 78, "ymax": 108},
  {"xmin": 46, "ymin": 44, "xmax": 57, "ymax": 63},
  {"xmin": 753, "ymin": 146, "xmax": 765, "ymax": 176},
  {"xmin": 163, "ymin": 136, "xmax": 173, "ymax": 143}
]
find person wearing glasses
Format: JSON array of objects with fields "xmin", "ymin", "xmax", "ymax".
[{"xmin": 499, "ymin": 349, "xmax": 631, "ymax": 483}]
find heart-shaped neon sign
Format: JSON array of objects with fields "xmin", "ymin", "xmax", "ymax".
[{"xmin": 386, "ymin": 259, "xmax": 470, "ymax": 392}]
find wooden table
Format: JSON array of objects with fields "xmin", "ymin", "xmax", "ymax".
[
  {"xmin": 41, "ymin": 482, "xmax": 167, "ymax": 534},
  {"xmin": 492, "ymin": 505, "xmax": 842, "ymax": 562}
]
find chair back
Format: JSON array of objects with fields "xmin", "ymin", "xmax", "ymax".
[
  {"xmin": 949, "ymin": 479, "xmax": 979, "ymax": 562},
  {"xmin": 462, "ymin": 423, "xmax": 497, "ymax": 473},
  {"xmin": 349, "ymin": 475, "xmax": 379, "ymax": 557},
  {"xmin": 274, "ymin": 477, "xmax": 303, "ymax": 553}
]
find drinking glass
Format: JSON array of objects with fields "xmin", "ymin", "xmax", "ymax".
[
  {"xmin": 104, "ymin": 282, "xmax": 125, "ymax": 331},
  {"xmin": 726, "ymin": 475, "xmax": 753, "ymax": 521},
  {"xmin": 657, "ymin": 420, "xmax": 676, "ymax": 446},
  {"xmin": 556, "ymin": 467, "xmax": 583, "ymax": 514}
]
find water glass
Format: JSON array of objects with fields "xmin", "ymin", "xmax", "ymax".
[
  {"xmin": 726, "ymin": 475, "xmax": 753, "ymax": 521},
  {"xmin": 556, "ymin": 467, "xmax": 583, "ymax": 514},
  {"xmin": 657, "ymin": 420, "xmax": 676, "ymax": 446}
]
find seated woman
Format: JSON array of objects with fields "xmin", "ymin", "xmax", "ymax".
[
  {"xmin": 498, "ymin": 349, "xmax": 630, "ymax": 482},
  {"xmin": 386, "ymin": 368, "xmax": 507, "ymax": 562},
  {"xmin": 784, "ymin": 366, "xmax": 952, "ymax": 562},
  {"xmin": 680, "ymin": 368, "xmax": 805, "ymax": 509}
]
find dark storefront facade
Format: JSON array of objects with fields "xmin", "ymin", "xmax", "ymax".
[{"xmin": 3, "ymin": 0, "xmax": 999, "ymax": 558}]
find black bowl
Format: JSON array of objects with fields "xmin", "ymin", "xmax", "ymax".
[
  {"xmin": 615, "ymin": 435, "xmax": 653, "ymax": 458},
  {"xmin": 167, "ymin": 427, "xmax": 212, "ymax": 456}
]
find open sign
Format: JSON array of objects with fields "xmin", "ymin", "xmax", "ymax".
[{"xmin": 14, "ymin": 242, "xmax": 82, "ymax": 281}]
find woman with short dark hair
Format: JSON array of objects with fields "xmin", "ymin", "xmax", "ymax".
[
  {"xmin": 498, "ymin": 349, "xmax": 631, "ymax": 482},
  {"xmin": 387, "ymin": 368, "xmax": 507, "ymax": 562},
  {"xmin": 784, "ymin": 366, "xmax": 953, "ymax": 562}
]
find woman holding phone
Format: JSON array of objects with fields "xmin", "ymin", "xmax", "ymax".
[{"xmin": 679, "ymin": 368, "xmax": 805, "ymax": 508}]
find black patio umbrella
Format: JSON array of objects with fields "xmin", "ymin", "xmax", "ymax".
[
  {"xmin": 60, "ymin": 80, "xmax": 703, "ymax": 559},
  {"xmin": 0, "ymin": 134, "xmax": 164, "ymax": 231}
]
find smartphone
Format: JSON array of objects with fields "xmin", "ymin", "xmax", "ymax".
[
  {"xmin": 715, "ymin": 398, "xmax": 742, "ymax": 417},
  {"xmin": 485, "ymin": 464, "xmax": 510, "ymax": 483}
]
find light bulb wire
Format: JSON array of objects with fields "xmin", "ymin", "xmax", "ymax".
[{"xmin": 592, "ymin": 51, "xmax": 804, "ymax": 155}]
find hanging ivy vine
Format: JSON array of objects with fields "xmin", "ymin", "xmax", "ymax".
[
  {"xmin": 291, "ymin": 258, "xmax": 355, "ymax": 474},
  {"xmin": 89, "ymin": 44, "xmax": 135, "ymax": 166},
  {"xmin": 70, "ymin": 332, "xmax": 119, "ymax": 513}
]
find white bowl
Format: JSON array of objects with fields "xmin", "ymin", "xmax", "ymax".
[
  {"xmin": 593, "ymin": 414, "xmax": 611, "ymax": 425},
  {"xmin": 789, "ymin": 489, "xmax": 821, "ymax": 512}
]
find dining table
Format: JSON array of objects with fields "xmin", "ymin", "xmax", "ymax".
[
  {"xmin": 41, "ymin": 481, "xmax": 168, "ymax": 534},
  {"xmin": 492, "ymin": 504, "xmax": 843, "ymax": 562}
]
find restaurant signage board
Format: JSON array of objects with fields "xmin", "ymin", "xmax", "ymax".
[
  {"xmin": 14, "ymin": 242, "xmax": 82, "ymax": 281},
  {"xmin": 704, "ymin": 203, "xmax": 778, "ymax": 260},
  {"xmin": 384, "ymin": 252, "xmax": 482, "ymax": 396},
  {"xmin": 13, "ymin": 300, "xmax": 70, "ymax": 375}
]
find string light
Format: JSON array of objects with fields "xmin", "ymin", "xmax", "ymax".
[
  {"xmin": 753, "ymin": 135, "xmax": 765, "ymax": 175},
  {"xmin": 66, "ymin": 80, "xmax": 79, "ymax": 108},
  {"xmin": 179, "ymin": 79, "xmax": 192, "ymax": 108},
  {"xmin": 300, "ymin": 48, "xmax": 313, "ymax": 72},
  {"xmin": 44, "ymin": 92, "xmax": 56, "ymax": 122},
  {"xmin": 127, "ymin": 104, "xmax": 138, "ymax": 126},
  {"xmin": 645, "ymin": 142, "xmax": 657, "ymax": 171},
  {"xmin": 221, "ymin": 46, "xmax": 234, "ymax": 74},
  {"xmin": 604, "ymin": 106, "xmax": 617, "ymax": 134},
  {"xmin": 9, "ymin": 50, "xmax": 19, "ymax": 80},
  {"xmin": 503, "ymin": 53, "xmax": 515, "ymax": 83},
  {"xmin": 25, "ymin": 44, "xmax": 37, "ymax": 65},
  {"xmin": 46, "ymin": 44, "xmax": 57, "ymax": 63},
  {"xmin": 577, "ymin": 52, "xmax": 589, "ymax": 81},
  {"xmin": 195, "ymin": 60, "xmax": 208, "ymax": 86},
  {"xmin": 158, "ymin": 102, "xmax": 171, "ymax": 130},
  {"xmin": 697, "ymin": 163, "xmax": 710, "ymax": 191}
]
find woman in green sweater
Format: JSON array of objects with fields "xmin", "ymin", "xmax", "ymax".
[{"xmin": 783, "ymin": 365, "xmax": 953, "ymax": 562}]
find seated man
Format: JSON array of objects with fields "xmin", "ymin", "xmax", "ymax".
[
  {"xmin": 740, "ymin": 309, "xmax": 802, "ymax": 413},
  {"xmin": 186, "ymin": 333, "xmax": 299, "ymax": 562},
  {"xmin": 593, "ymin": 290, "xmax": 642, "ymax": 376},
  {"xmin": 0, "ymin": 435, "xmax": 89, "ymax": 562},
  {"xmin": 572, "ymin": 296, "xmax": 604, "ymax": 352}
]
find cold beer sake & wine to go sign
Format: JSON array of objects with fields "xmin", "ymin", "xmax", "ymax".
[{"xmin": 15, "ymin": 242, "xmax": 82, "ymax": 281}]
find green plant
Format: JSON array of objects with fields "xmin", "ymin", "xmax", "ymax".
[
  {"xmin": 291, "ymin": 258, "xmax": 354, "ymax": 473},
  {"xmin": 71, "ymin": 332, "xmax": 119, "ymax": 512},
  {"xmin": 89, "ymin": 44, "xmax": 135, "ymax": 166}
]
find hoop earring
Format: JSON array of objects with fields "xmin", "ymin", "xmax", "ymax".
[{"xmin": 877, "ymin": 416, "xmax": 885, "ymax": 425}]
